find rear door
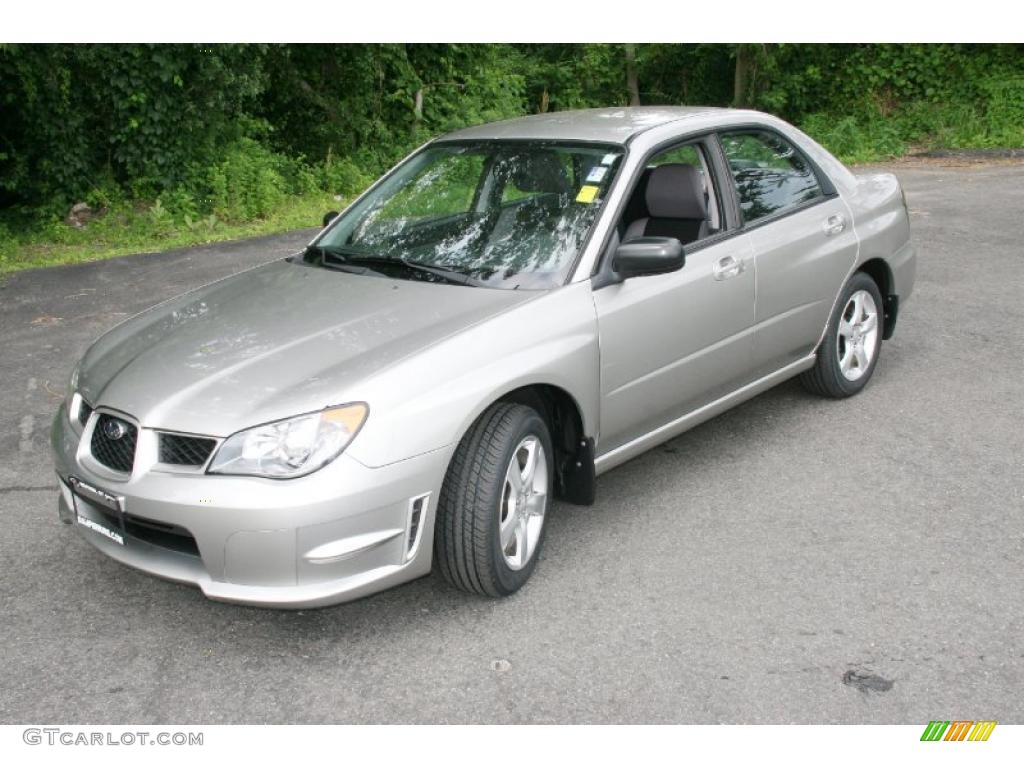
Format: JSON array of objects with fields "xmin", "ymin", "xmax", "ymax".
[{"xmin": 717, "ymin": 129, "xmax": 859, "ymax": 378}]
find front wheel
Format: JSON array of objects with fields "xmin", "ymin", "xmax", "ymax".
[
  {"xmin": 434, "ymin": 402, "xmax": 553, "ymax": 597},
  {"xmin": 800, "ymin": 272, "xmax": 884, "ymax": 398}
]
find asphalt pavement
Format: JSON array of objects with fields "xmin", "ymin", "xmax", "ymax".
[{"xmin": 1, "ymin": 161, "xmax": 1022, "ymax": 723}]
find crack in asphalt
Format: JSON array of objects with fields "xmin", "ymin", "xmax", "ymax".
[{"xmin": 0, "ymin": 484, "xmax": 58, "ymax": 494}]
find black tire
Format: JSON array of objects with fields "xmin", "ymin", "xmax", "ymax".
[
  {"xmin": 434, "ymin": 402, "xmax": 554, "ymax": 597},
  {"xmin": 800, "ymin": 271, "xmax": 884, "ymax": 398}
]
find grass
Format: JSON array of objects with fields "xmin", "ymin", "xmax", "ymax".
[
  {"xmin": 802, "ymin": 99, "xmax": 1024, "ymax": 165},
  {"xmin": 0, "ymin": 191, "xmax": 339, "ymax": 278}
]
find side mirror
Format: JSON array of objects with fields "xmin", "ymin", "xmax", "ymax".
[
  {"xmin": 322, "ymin": 211, "xmax": 340, "ymax": 228},
  {"xmin": 613, "ymin": 237, "xmax": 685, "ymax": 279}
]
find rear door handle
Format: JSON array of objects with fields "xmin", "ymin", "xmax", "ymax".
[
  {"xmin": 713, "ymin": 254, "xmax": 745, "ymax": 281},
  {"xmin": 824, "ymin": 213, "xmax": 846, "ymax": 236}
]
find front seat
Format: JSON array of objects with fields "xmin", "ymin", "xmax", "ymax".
[
  {"xmin": 510, "ymin": 151, "xmax": 571, "ymax": 197},
  {"xmin": 623, "ymin": 163, "xmax": 709, "ymax": 245},
  {"xmin": 489, "ymin": 152, "xmax": 571, "ymax": 244}
]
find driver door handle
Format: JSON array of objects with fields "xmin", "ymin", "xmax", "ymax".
[
  {"xmin": 713, "ymin": 254, "xmax": 745, "ymax": 281},
  {"xmin": 824, "ymin": 213, "xmax": 846, "ymax": 236}
]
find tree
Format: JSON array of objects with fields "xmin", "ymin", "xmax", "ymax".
[
  {"xmin": 733, "ymin": 44, "xmax": 752, "ymax": 107},
  {"xmin": 624, "ymin": 44, "xmax": 641, "ymax": 106}
]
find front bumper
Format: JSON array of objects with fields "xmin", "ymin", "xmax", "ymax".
[{"xmin": 51, "ymin": 404, "xmax": 451, "ymax": 608}]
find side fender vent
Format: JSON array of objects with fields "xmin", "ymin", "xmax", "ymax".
[{"xmin": 405, "ymin": 493, "xmax": 430, "ymax": 562}]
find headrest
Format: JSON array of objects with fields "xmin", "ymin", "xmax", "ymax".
[
  {"xmin": 512, "ymin": 152, "xmax": 571, "ymax": 195},
  {"xmin": 645, "ymin": 163, "xmax": 707, "ymax": 220}
]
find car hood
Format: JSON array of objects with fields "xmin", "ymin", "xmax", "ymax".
[{"xmin": 78, "ymin": 259, "xmax": 536, "ymax": 436}]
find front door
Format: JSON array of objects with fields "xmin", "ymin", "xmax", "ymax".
[{"xmin": 593, "ymin": 233, "xmax": 757, "ymax": 455}]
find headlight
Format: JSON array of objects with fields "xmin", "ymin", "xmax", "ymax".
[
  {"xmin": 207, "ymin": 403, "xmax": 368, "ymax": 479},
  {"xmin": 66, "ymin": 364, "xmax": 82, "ymax": 425},
  {"xmin": 68, "ymin": 392, "xmax": 85, "ymax": 426}
]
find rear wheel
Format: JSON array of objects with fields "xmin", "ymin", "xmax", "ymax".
[
  {"xmin": 434, "ymin": 402, "xmax": 553, "ymax": 597},
  {"xmin": 800, "ymin": 272, "xmax": 883, "ymax": 398}
]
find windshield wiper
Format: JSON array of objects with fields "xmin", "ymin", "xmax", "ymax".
[
  {"xmin": 305, "ymin": 245, "xmax": 485, "ymax": 287},
  {"xmin": 343, "ymin": 253, "xmax": 485, "ymax": 288},
  {"xmin": 304, "ymin": 245, "xmax": 389, "ymax": 277},
  {"xmin": 304, "ymin": 244, "xmax": 351, "ymax": 264},
  {"xmin": 397, "ymin": 259, "xmax": 486, "ymax": 288}
]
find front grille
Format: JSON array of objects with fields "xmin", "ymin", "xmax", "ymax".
[
  {"xmin": 158, "ymin": 433, "xmax": 216, "ymax": 467},
  {"xmin": 90, "ymin": 414, "xmax": 138, "ymax": 473},
  {"xmin": 78, "ymin": 400, "xmax": 94, "ymax": 428}
]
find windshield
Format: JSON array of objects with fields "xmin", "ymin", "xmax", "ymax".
[{"xmin": 309, "ymin": 141, "xmax": 625, "ymax": 289}]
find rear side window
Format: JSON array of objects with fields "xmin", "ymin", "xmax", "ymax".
[{"xmin": 719, "ymin": 130, "xmax": 823, "ymax": 223}]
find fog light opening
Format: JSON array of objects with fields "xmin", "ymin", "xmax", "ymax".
[{"xmin": 405, "ymin": 493, "xmax": 430, "ymax": 563}]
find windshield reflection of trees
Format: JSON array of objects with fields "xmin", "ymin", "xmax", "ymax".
[{"xmin": 346, "ymin": 147, "xmax": 611, "ymax": 289}]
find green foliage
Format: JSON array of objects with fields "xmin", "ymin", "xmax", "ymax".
[
  {"xmin": 751, "ymin": 44, "xmax": 1024, "ymax": 161},
  {"xmin": 0, "ymin": 191, "xmax": 337, "ymax": 276},
  {"xmin": 0, "ymin": 44, "xmax": 267, "ymax": 209},
  {"xmin": 1, "ymin": 43, "xmax": 1022, "ymax": 273},
  {"xmin": 3, "ymin": 43, "xmax": 1021, "ymax": 208},
  {"xmin": 978, "ymin": 76, "xmax": 1024, "ymax": 146},
  {"xmin": 207, "ymin": 138, "xmax": 287, "ymax": 221},
  {"xmin": 801, "ymin": 110, "xmax": 906, "ymax": 163},
  {"xmin": 319, "ymin": 154, "xmax": 375, "ymax": 198}
]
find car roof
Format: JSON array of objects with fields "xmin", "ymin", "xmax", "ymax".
[{"xmin": 439, "ymin": 106, "xmax": 738, "ymax": 144}]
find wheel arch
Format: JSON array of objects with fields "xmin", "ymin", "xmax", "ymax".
[{"xmin": 458, "ymin": 383, "xmax": 596, "ymax": 506}]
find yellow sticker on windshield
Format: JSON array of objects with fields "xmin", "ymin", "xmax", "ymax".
[{"xmin": 576, "ymin": 185, "xmax": 599, "ymax": 204}]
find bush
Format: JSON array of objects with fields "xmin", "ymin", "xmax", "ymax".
[
  {"xmin": 980, "ymin": 76, "xmax": 1024, "ymax": 146},
  {"xmin": 208, "ymin": 138, "xmax": 288, "ymax": 221},
  {"xmin": 802, "ymin": 109, "xmax": 905, "ymax": 163},
  {"xmin": 320, "ymin": 154, "xmax": 374, "ymax": 198}
]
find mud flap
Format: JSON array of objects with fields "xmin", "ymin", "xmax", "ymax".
[
  {"xmin": 559, "ymin": 437, "xmax": 596, "ymax": 506},
  {"xmin": 882, "ymin": 294, "xmax": 899, "ymax": 340}
]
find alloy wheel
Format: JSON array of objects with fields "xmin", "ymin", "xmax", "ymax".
[
  {"xmin": 836, "ymin": 289, "xmax": 880, "ymax": 381},
  {"xmin": 498, "ymin": 435, "xmax": 548, "ymax": 570}
]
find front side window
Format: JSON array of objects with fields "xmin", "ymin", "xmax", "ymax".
[
  {"xmin": 719, "ymin": 130, "xmax": 823, "ymax": 223},
  {"xmin": 613, "ymin": 140, "xmax": 721, "ymax": 246},
  {"xmin": 648, "ymin": 143, "xmax": 703, "ymax": 169},
  {"xmin": 311, "ymin": 141, "xmax": 624, "ymax": 289}
]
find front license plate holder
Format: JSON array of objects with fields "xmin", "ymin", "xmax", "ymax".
[{"xmin": 68, "ymin": 476, "xmax": 126, "ymax": 546}]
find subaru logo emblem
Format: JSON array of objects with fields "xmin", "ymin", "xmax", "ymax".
[{"xmin": 103, "ymin": 419, "xmax": 128, "ymax": 441}]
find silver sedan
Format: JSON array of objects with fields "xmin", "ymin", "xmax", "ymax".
[{"xmin": 51, "ymin": 107, "xmax": 915, "ymax": 607}]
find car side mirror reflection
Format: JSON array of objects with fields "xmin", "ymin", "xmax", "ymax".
[
  {"xmin": 322, "ymin": 211, "xmax": 339, "ymax": 228},
  {"xmin": 613, "ymin": 237, "xmax": 686, "ymax": 279}
]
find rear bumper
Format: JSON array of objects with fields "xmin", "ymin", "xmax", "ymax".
[
  {"xmin": 884, "ymin": 240, "xmax": 915, "ymax": 339},
  {"xmin": 51, "ymin": 403, "xmax": 452, "ymax": 608},
  {"xmin": 890, "ymin": 240, "xmax": 916, "ymax": 304}
]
